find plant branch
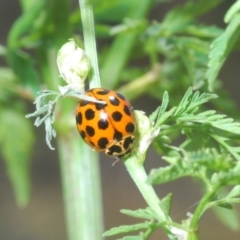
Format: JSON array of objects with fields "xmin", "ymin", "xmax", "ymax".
[{"xmin": 124, "ymin": 155, "xmax": 176, "ymax": 239}]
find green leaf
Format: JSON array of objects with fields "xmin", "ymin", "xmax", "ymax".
[
  {"xmin": 110, "ymin": 19, "xmax": 147, "ymax": 35},
  {"xmin": 185, "ymin": 92, "xmax": 218, "ymax": 112},
  {"xmin": 211, "ymin": 170, "xmax": 240, "ymax": 186},
  {"xmin": 19, "ymin": 0, "xmax": 33, "ymax": 10},
  {"xmin": 155, "ymin": 107, "xmax": 177, "ymax": 129},
  {"xmin": 6, "ymin": 0, "xmax": 47, "ymax": 94},
  {"xmin": 148, "ymin": 161, "xmax": 205, "ymax": 185},
  {"xmin": 94, "ymin": 0, "xmax": 138, "ymax": 23},
  {"xmin": 159, "ymin": 193, "xmax": 172, "ymax": 216},
  {"xmin": 206, "ymin": 12, "xmax": 240, "ymax": 91},
  {"xmin": 148, "ymin": 148, "xmax": 235, "ymax": 185},
  {"xmin": 149, "ymin": 91, "xmax": 169, "ymax": 124},
  {"xmin": 174, "ymin": 37, "xmax": 209, "ymax": 89},
  {"xmin": 210, "ymin": 134, "xmax": 240, "ymax": 161},
  {"xmin": 173, "ymin": 87, "xmax": 193, "ymax": 116},
  {"xmin": 224, "ymin": 0, "xmax": 240, "ymax": 23},
  {"xmin": 181, "ymin": 148, "xmax": 234, "ymax": 172},
  {"xmin": 47, "ymin": 0, "xmax": 71, "ymax": 46},
  {"xmin": 0, "ymin": 107, "xmax": 34, "ymax": 207},
  {"xmin": 7, "ymin": 49, "xmax": 40, "ymax": 94},
  {"xmin": 227, "ymin": 185, "xmax": 240, "ymax": 199},
  {"xmin": 161, "ymin": 0, "xmax": 224, "ymax": 35},
  {"xmin": 8, "ymin": 0, "xmax": 47, "ymax": 48},
  {"xmin": 217, "ymin": 202, "xmax": 233, "ymax": 210},
  {"xmin": 118, "ymin": 236, "xmax": 144, "ymax": 240},
  {"xmin": 183, "ymin": 24, "xmax": 223, "ymax": 39},
  {"xmin": 121, "ymin": 207, "xmax": 160, "ymax": 220},
  {"xmin": 173, "ymin": 87, "xmax": 217, "ymax": 117},
  {"xmin": 177, "ymin": 109, "xmax": 240, "ymax": 136},
  {"xmin": 159, "ymin": 91, "xmax": 169, "ymax": 116},
  {"xmin": 206, "ymin": 113, "xmax": 240, "ymax": 135},
  {"xmin": 213, "ymin": 206, "xmax": 240, "ymax": 231},
  {"xmin": 103, "ymin": 222, "xmax": 151, "ymax": 237},
  {"xmin": 7, "ymin": 0, "xmax": 70, "ymax": 94}
]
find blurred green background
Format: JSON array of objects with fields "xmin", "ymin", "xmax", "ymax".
[{"xmin": 1, "ymin": 0, "xmax": 240, "ymax": 239}]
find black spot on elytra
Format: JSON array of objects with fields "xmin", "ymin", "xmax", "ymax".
[
  {"xmin": 109, "ymin": 96, "xmax": 120, "ymax": 106},
  {"xmin": 125, "ymin": 122, "xmax": 135, "ymax": 133},
  {"xmin": 116, "ymin": 92, "xmax": 125, "ymax": 101},
  {"xmin": 89, "ymin": 141, "xmax": 95, "ymax": 148},
  {"xmin": 113, "ymin": 130, "xmax": 123, "ymax": 141},
  {"xmin": 85, "ymin": 108, "xmax": 95, "ymax": 120},
  {"xmin": 95, "ymin": 101, "xmax": 106, "ymax": 110},
  {"xmin": 107, "ymin": 145, "xmax": 122, "ymax": 155},
  {"xmin": 96, "ymin": 89, "xmax": 109, "ymax": 95},
  {"xmin": 76, "ymin": 112, "xmax": 82, "ymax": 125},
  {"xmin": 123, "ymin": 136, "xmax": 134, "ymax": 150},
  {"xmin": 80, "ymin": 130, "xmax": 86, "ymax": 139},
  {"xmin": 112, "ymin": 111, "xmax": 122, "ymax": 122},
  {"xmin": 123, "ymin": 105, "xmax": 131, "ymax": 116},
  {"xmin": 98, "ymin": 137, "xmax": 109, "ymax": 149},
  {"xmin": 98, "ymin": 119, "xmax": 109, "ymax": 130},
  {"xmin": 117, "ymin": 148, "xmax": 131, "ymax": 158},
  {"xmin": 86, "ymin": 126, "xmax": 95, "ymax": 137}
]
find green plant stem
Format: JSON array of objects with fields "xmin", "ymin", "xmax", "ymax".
[
  {"xmin": 124, "ymin": 156, "xmax": 176, "ymax": 239},
  {"xmin": 187, "ymin": 185, "xmax": 220, "ymax": 240},
  {"xmin": 58, "ymin": 131, "xmax": 103, "ymax": 240},
  {"xmin": 79, "ymin": 0, "xmax": 101, "ymax": 88},
  {"xmin": 100, "ymin": 0, "xmax": 152, "ymax": 89},
  {"xmin": 125, "ymin": 158, "xmax": 166, "ymax": 220}
]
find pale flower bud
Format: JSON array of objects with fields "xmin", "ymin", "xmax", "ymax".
[{"xmin": 57, "ymin": 39, "xmax": 90, "ymax": 94}]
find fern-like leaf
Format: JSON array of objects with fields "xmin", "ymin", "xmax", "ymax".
[
  {"xmin": 149, "ymin": 91, "xmax": 170, "ymax": 125},
  {"xmin": 121, "ymin": 208, "xmax": 159, "ymax": 220},
  {"xmin": 206, "ymin": 7, "xmax": 240, "ymax": 90},
  {"xmin": 103, "ymin": 222, "xmax": 151, "ymax": 237},
  {"xmin": 174, "ymin": 87, "xmax": 217, "ymax": 116}
]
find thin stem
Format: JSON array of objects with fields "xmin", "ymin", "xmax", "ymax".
[
  {"xmin": 124, "ymin": 158, "xmax": 166, "ymax": 220},
  {"xmin": 187, "ymin": 185, "xmax": 220, "ymax": 240},
  {"xmin": 124, "ymin": 155, "xmax": 176, "ymax": 239},
  {"xmin": 79, "ymin": 0, "xmax": 101, "ymax": 88}
]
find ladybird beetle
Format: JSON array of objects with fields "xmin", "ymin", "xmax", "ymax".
[{"xmin": 75, "ymin": 88, "xmax": 136, "ymax": 158}]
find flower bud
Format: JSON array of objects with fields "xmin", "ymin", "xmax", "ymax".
[{"xmin": 57, "ymin": 39, "xmax": 90, "ymax": 94}]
